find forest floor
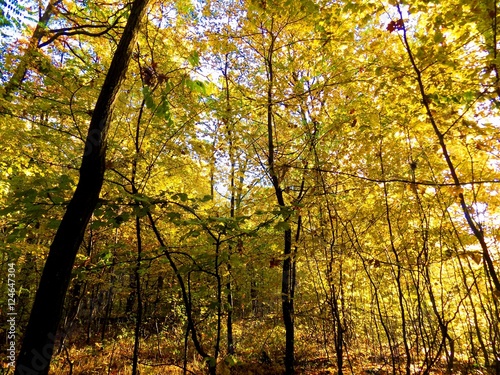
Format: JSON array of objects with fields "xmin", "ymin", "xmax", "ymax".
[
  {"xmin": 2, "ymin": 322, "xmax": 494, "ymax": 374},
  {"xmin": 30, "ymin": 341, "xmax": 493, "ymax": 375},
  {"xmin": 1, "ymin": 353, "xmax": 494, "ymax": 375}
]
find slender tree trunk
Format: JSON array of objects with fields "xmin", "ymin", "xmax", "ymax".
[
  {"xmin": 131, "ymin": 216, "xmax": 143, "ymax": 375},
  {"xmin": 226, "ymin": 266, "xmax": 234, "ymax": 353},
  {"xmin": 147, "ymin": 213, "xmax": 214, "ymax": 373},
  {"xmin": 379, "ymin": 148, "xmax": 412, "ymax": 375},
  {"xmin": 398, "ymin": 6, "xmax": 500, "ymax": 294},
  {"xmin": 130, "ymin": 81, "xmax": 147, "ymax": 375},
  {"xmin": 456, "ymin": 249, "xmax": 490, "ymax": 367},
  {"xmin": 318, "ymin": 176, "xmax": 344, "ymax": 374},
  {"xmin": 101, "ymin": 230, "xmax": 118, "ymax": 341},
  {"xmin": 14, "ymin": 1, "xmax": 150, "ymax": 373},
  {"xmin": 86, "ymin": 288, "xmax": 96, "ymax": 345},
  {"xmin": 250, "ymin": 268, "xmax": 258, "ymax": 316},
  {"xmin": 214, "ymin": 239, "xmax": 222, "ymax": 372},
  {"xmin": 263, "ymin": 19, "xmax": 295, "ymax": 373},
  {"xmin": 223, "ymin": 54, "xmax": 236, "ymax": 355}
]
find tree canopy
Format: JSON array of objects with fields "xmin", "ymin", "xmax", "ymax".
[{"xmin": 1, "ymin": 0, "xmax": 500, "ymax": 374}]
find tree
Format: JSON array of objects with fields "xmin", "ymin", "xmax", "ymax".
[{"xmin": 14, "ymin": 0, "xmax": 150, "ymax": 373}]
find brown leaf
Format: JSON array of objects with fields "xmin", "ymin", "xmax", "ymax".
[
  {"xmin": 270, "ymin": 257, "xmax": 280, "ymax": 268},
  {"xmin": 387, "ymin": 19, "xmax": 404, "ymax": 33}
]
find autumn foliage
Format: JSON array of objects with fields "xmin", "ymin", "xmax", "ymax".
[{"xmin": 1, "ymin": 0, "xmax": 500, "ymax": 374}]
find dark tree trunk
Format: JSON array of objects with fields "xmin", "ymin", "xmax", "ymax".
[
  {"xmin": 223, "ymin": 55, "xmax": 236, "ymax": 355},
  {"xmin": 147, "ymin": 213, "xmax": 213, "ymax": 372},
  {"xmin": 14, "ymin": 1, "xmax": 149, "ymax": 373},
  {"xmin": 282, "ymin": 229, "xmax": 295, "ymax": 375},
  {"xmin": 131, "ymin": 216, "xmax": 143, "ymax": 375},
  {"xmin": 264, "ymin": 20, "xmax": 295, "ymax": 373}
]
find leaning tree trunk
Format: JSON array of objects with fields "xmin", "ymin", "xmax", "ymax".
[{"xmin": 14, "ymin": 1, "xmax": 150, "ymax": 374}]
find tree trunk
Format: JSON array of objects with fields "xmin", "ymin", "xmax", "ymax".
[
  {"xmin": 398, "ymin": 6, "xmax": 500, "ymax": 295},
  {"xmin": 131, "ymin": 216, "xmax": 143, "ymax": 375},
  {"xmin": 263, "ymin": 19, "xmax": 295, "ymax": 373},
  {"xmin": 223, "ymin": 55, "xmax": 236, "ymax": 355},
  {"xmin": 14, "ymin": 1, "xmax": 149, "ymax": 373}
]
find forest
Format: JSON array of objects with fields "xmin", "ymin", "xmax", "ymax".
[{"xmin": 0, "ymin": 0, "xmax": 499, "ymax": 374}]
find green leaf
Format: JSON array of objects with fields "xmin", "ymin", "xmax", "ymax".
[
  {"xmin": 50, "ymin": 195, "xmax": 65, "ymax": 204},
  {"xmin": 166, "ymin": 211, "xmax": 181, "ymax": 220},
  {"xmin": 184, "ymin": 78, "xmax": 206, "ymax": 94},
  {"xmin": 225, "ymin": 355, "xmax": 238, "ymax": 367},
  {"xmin": 142, "ymin": 86, "xmax": 155, "ymax": 110},
  {"xmin": 188, "ymin": 230, "xmax": 200, "ymax": 237},
  {"xmin": 133, "ymin": 193, "xmax": 151, "ymax": 204},
  {"xmin": 90, "ymin": 219, "xmax": 108, "ymax": 230},
  {"xmin": 200, "ymin": 194, "xmax": 213, "ymax": 202},
  {"xmin": 59, "ymin": 174, "xmax": 73, "ymax": 189},
  {"xmin": 157, "ymin": 98, "xmax": 170, "ymax": 119},
  {"xmin": 0, "ymin": 205, "xmax": 18, "ymax": 215},
  {"xmin": 205, "ymin": 357, "xmax": 216, "ymax": 367},
  {"xmin": 47, "ymin": 218, "xmax": 60, "ymax": 230},
  {"xmin": 173, "ymin": 192, "xmax": 188, "ymax": 202},
  {"xmin": 187, "ymin": 50, "xmax": 200, "ymax": 67},
  {"xmin": 274, "ymin": 221, "xmax": 291, "ymax": 231},
  {"xmin": 434, "ymin": 31, "xmax": 444, "ymax": 43}
]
